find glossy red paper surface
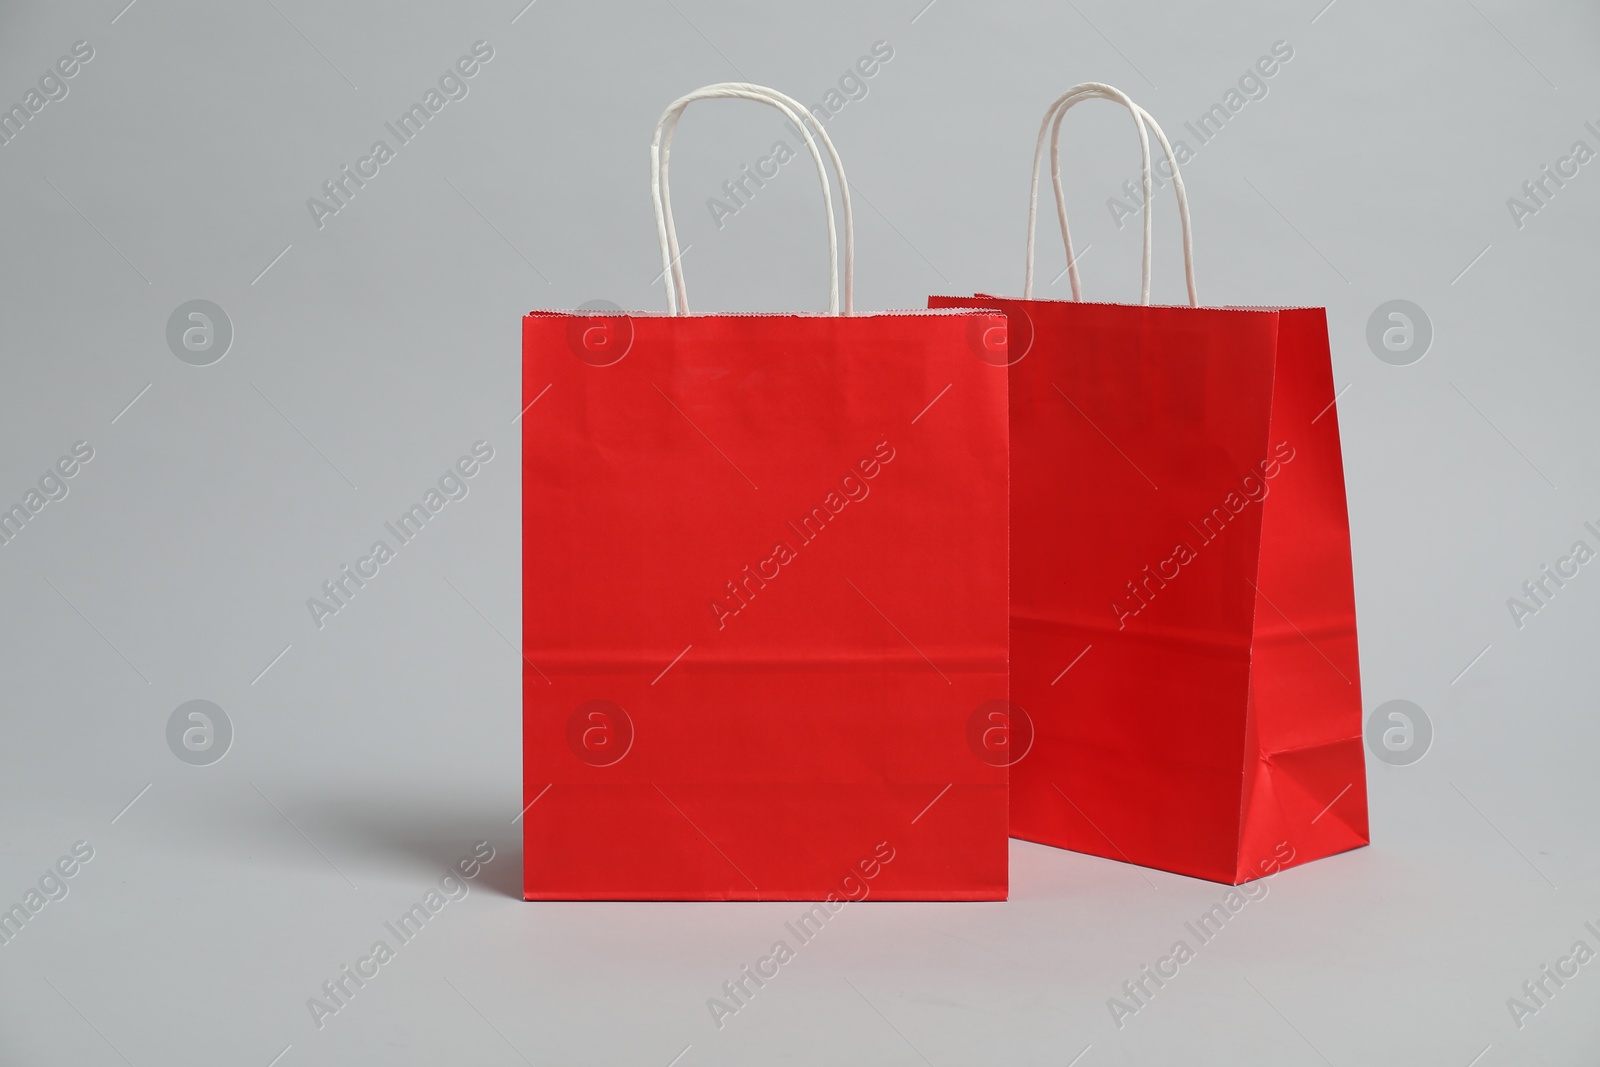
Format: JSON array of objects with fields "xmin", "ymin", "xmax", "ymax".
[
  {"xmin": 522, "ymin": 310, "xmax": 1010, "ymax": 900},
  {"xmin": 930, "ymin": 295, "xmax": 1368, "ymax": 884}
]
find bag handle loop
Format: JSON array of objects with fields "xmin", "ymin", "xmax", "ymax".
[
  {"xmin": 1023, "ymin": 82, "xmax": 1197, "ymax": 307},
  {"xmin": 652, "ymin": 82, "xmax": 855, "ymax": 316}
]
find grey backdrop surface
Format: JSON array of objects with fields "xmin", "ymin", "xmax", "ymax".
[{"xmin": 2, "ymin": 0, "xmax": 1598, "ymax": 1063}]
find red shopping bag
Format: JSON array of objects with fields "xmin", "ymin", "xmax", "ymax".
[
  {"xmin": 523, "ymin": 84, "xmax": 1010, "ymax": 900},
  {"xmin": 933, "ymin": 84, "xmax": 1367, "ymax": 885}
]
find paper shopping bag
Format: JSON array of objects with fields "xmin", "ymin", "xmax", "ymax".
[
  {"xmin": 933, "ymin": 83, "xmax": 1367, "ymax": 885},
  {"xmin": 524, "ymin": 84, "xmax": 1010, "ymax": 900}
]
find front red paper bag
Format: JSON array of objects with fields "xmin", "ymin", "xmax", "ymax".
[
  {"xmin": 934, "ymin": 83, "xmax": 1367, "ymax": 885},
  {"xmin": 523, "ymin": 84, "xmax": 1009, "ymax": 900}
]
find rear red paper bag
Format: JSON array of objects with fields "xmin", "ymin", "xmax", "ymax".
[{"xmin": 934, "ymin": 83, "xmax": 1367, "ymax": 884}]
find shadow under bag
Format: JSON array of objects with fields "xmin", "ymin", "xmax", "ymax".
[
  {"xmin": 933, "ymin": 83, "xmax": 1367, "ymax": 885},
  {"xmin": 523, "ymin": 83, "xmax": 1010, "ymax": 900}
]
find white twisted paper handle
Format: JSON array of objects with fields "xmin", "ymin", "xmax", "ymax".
[
  {"xmin": 652, "ymin": 82, "xmax": 855, "ymax": 315},
  {"xmin": 1024, "ymin": 82, "xmax": 1197, "ymax": 306}
]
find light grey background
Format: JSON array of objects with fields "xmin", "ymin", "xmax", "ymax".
[{"xmin": 2, "ymin": 0, "xmax": 1597, "ymax": 1063}]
